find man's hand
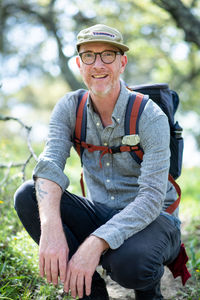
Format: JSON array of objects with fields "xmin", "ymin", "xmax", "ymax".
[
  {"xmin": 64, "ymin": 235, "xmax": 109, "ymax": 299},
  {"xmin": 35, "ymin": 178, "xmax": 68, "ymax": 286},
  {"xmin": 39, "ymin": 226, "xmax": 69, "ymax": 285}
]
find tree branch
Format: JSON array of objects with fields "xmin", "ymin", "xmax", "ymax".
[
  {"xmin": 152, "ymin": 0, "xmax": 200, "ymax": 47},
  {"xmin": 0, "ymin": 115, "xmax": 38, "ymax": 184},
  {"xmin": 2, "ymin": 2, "xmax": 83, "ymax": 90}
]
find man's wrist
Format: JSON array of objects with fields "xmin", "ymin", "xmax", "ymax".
[
  {"xmin": 40, "ymin": 217, "xmax": 63, "ymax": 232},
  {"xmin": 89, "ymin": 235, "xmax": 109, "ymax": 254}
]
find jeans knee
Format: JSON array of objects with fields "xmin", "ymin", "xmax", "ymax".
[
  {"xmin": 14, "ymin": 180, "xmax": 35, "ymax": 213},
  {"xmin": 103, "ymin": 245, "xmax": 163, "ymax": 290}
]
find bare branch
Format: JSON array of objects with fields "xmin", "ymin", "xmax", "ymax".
[
  {"xmin": 0, "ymin": 162, "xmax": 25, "ymax": 168},
  {"xmin": 21, "ymin": 154, "xmax": 33, "ymax": 182},
  {"xmin": 0, "ymin": 115, "xmax": 31, "ymax": 130},
  {"xmin": 0, "ymin": 162, "xmax": 12, "ymax": 187},
  {"xmin": 2, "ymin": 2, "xmax": 83, "ymax": 90},
  {"xmin": 0, "ymin": 115, "xmax": 38, "ymax": 185}
]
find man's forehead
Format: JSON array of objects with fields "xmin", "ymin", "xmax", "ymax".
[{"xmin": 79, "ymin": 42, "xmax": 119, "ymax": 52}]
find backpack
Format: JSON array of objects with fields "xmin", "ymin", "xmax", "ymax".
[{"xmin": 73, "ymin": 83, "xmax": 183, "ymax": 214}]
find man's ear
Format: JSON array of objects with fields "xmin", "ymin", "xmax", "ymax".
[
  {"xmin": 76, "ymin": 56, "xmax": 81, "ymax": 69},
  {"xmin": 120, "ymin": 55, "xmax": 128, "ymax": 74}
]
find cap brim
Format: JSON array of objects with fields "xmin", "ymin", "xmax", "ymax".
[{"xmin": 77, "ymin": 39, "xmax": 129, "ymax": 53}]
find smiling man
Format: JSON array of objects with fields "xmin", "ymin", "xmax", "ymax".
[{"xmin": 14, "ymin": 24, "xmax": 181, "ymax": 300}]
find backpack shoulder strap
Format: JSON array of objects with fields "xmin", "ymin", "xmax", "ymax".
[
  {"xmin": 74, "ymin": 90, "xmax": 88, "ymax": 161},
  {"xmin": 125, "ymin": 91, "xmax": 181, "ymax": 215},
  {"xmin": 166, "ymin": 174, "xmax": 181, "ymax": 214},
  {"xmin": 125, "ymin": 92, "xmax": 149, "ymax": 164}
]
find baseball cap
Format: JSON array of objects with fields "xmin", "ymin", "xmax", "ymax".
[{"xmin": 76, "ymin": 24, "xmax": 129, "ymax": 53}]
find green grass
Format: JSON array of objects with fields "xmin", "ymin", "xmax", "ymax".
[{"xmin": 0, "ymin": 135, "xmax": 200, "ymax": 299}]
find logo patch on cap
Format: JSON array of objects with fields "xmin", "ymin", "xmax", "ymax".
[{"xmin": 93, "ymin": 31, "xmax": 115, "ymax": 38}]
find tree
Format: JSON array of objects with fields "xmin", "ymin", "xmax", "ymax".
[{"xmin": 1, "ymin": 0, "xmax": 200, "ymax": 143}]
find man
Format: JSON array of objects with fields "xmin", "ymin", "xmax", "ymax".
[{"xmin": 14, "ymin": 24, "xmax": 181, "ymax": 300}]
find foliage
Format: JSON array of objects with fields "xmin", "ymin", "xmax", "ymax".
[
  {"xmin": 0, "ymin": 141, "xmax": 76, "ymax": 299},
  {"xmin": 1, "ymin": 0, "xmax": 200, "ymax": 145},
  {"xmin": 1, "ymin": 2, "xmax": 200, "ymax": 298},
  {"xmin": 0, "ymin": 132, "xmax": 200, "ymax": 298}
]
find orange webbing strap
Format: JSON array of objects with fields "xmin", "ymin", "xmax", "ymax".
[
  {"xmin": 165, "ymin": 174, "xmax": 181, "ymax": 214},
  {"xmin": 74, "ymin": 139, "xmax": 140, "ymax": 168},
  {"xmin": 75, "ymin": 91, "xmax": 88, "ymax": 157}
]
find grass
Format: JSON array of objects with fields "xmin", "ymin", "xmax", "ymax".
[{"xmin": 0, "ymin": 135, "xmax": 200, "ymax": 299}]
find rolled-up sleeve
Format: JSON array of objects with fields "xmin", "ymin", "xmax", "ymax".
[{"xmin": 33, "ymin": 92, "xmax": 78, "ymax": 192}]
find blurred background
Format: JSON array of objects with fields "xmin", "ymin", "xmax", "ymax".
[{"xmin": 0, "ymin": 0, "xmax": 200, "ymax": 299}]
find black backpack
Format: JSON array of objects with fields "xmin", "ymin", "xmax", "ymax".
[
  {"xmin": 131, "ymin": 83, "xmax": 183, "ymax": 180},
  {"xmin": 74, "ymin": 83, "xmax": 183, "ymax": 213}
]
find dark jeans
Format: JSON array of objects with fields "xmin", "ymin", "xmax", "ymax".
[{"xmin": 14, "ymin": 180, "xmax": 181, "ymax": 292}]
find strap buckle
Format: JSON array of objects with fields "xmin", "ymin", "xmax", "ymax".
[{"xmin": 110, "ymin": 146, "xmax": 121, "ymax": 154}]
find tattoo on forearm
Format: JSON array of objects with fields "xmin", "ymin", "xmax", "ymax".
[{"xmin": 36, "ymin": 180, "xmax": 48, "ymax": 202}]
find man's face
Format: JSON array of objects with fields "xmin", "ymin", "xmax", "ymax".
[{"xmin": 76, "ymin": 42, "xmax": 127, "ymax": 98}]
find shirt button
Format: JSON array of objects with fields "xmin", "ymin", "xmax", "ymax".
[
  {"xmin": 117, "ymin": 118, "xmax": 120, "ymax": 122},
  {"xmin": 111, "ymin": 196, "xmax": 115, "ymax": 200},
  {"xmin": 96, "ymin": 122, "xmax": 100, "ymax": 126},
  {"xmin": 106, "ymin": 179, "xmax": 110, "ymax": 183},
  {"xmin": 106, "ymin": 162, "xmax": 110, "ymax": 166},
  {"xmin": 104, "ymin": 142, "xmax": 108, "ymax": 146}
]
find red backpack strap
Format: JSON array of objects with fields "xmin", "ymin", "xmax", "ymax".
[
  {"xmin": 74, "ymin": 90, "xmax": 88, "ymax": 197},
  {"xmin": 125, "ymin": 92, "xmax": 149, "ymax": 164},
  {"xmin": 165, "ymin": 174, "xmax": 181, "ymax": 214},
  {"xmin": 74, "ymin": 90, "xmax": 88, "ymax": 160},
  {"xmin": 126, "ymin": 92, "xmax": 181, "ymax": 215}
]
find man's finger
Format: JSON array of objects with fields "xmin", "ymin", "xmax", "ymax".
[
  {"xmin": 68, "ymin": 271, "xmax": 77, "ymax": 299},
  {"xmin": 64, "ymin": 268, "xmax": 70, "ymax": 293},
  {"xmin": 59, "ymin": 253, "xmax": 67, "ymax": 283},
  {"xmin": 39, "ymin": 254, "xmax": 45, "ymax": 277},
  {"xmin": 45, "ymin": 257, "xmax": 52, "ymax": 283},
  {"xmin": 85, "ymin": 274, "xmax": 92, "ymax": 296},
  {"xmin": 51, "ymin": 258, "xmax": 58, "ymax": 286},
  {"xmin": 77, "ymin": 273, "xmax": 84, "ymax": 299}
]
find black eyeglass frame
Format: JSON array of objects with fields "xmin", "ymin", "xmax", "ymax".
[{"xmin": 79, "ymin": 50, "xmax": 123, "ymax": 65}]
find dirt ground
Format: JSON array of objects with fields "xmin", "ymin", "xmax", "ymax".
[{"xmin": 104, "ymin": 266, "xmax": 186, "ymax": 300}]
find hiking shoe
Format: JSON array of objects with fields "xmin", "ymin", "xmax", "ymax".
[
  {"xmin": 80, "ymin": 271, "xmax": 109, "ymax": 300},
  {"xmin": 134, "ymin": 281, "xmax": 163, "ymax": 300}
]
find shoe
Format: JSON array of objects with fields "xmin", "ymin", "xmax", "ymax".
[
  {"xmin": 134, "ymin": 281, "xmax": 163, "ymax": 300},
  {"xmin": 80, "ymin": 271, "xmax": 109, "ymax": 299}
]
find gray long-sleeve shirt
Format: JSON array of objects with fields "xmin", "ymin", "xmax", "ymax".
[{"xmin": 33, "ymin": 81, "xmax": 177, "ymax": 249}]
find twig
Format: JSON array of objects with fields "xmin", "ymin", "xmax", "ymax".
[
  {"xmin": 0, "ymin": 162, "xmax": 12, "ymax": 186},
  {"xmin": 0, "ymin": 114, "xmax": 38, "ymax": 185},
  {"xmin": 21, "ymin": 154, "xmax": 33, "ymax": 182},
  {"xmin": 0, "ymin": 115, "xmax": 31, "ymax": 131}
]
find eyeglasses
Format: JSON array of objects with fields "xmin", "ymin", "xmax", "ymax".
[{"xmin": 79, "ymin": 50, "xmax": 122, "ymax": 65}]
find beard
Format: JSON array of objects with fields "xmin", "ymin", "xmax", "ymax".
[{"xmin": 89, "ymin": 83, "xmax": 113, "ymax": 97}]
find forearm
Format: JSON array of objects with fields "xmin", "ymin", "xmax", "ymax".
[
  {"xmin": 35, "ymin": 178, "xmax": 63, "ymax": 229},
  {"xmin": 35, "ymin": 178, "xmax": 69, "ymax": 285}
]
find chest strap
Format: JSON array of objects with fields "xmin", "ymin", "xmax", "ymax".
[{"xmin": 74, "ymin": 139, "xmax": 141, "ymax": 168}]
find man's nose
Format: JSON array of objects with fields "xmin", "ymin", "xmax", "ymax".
[{"xmin": 94, "ymin": 54, "xmax": 104, "ymax": 66}]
